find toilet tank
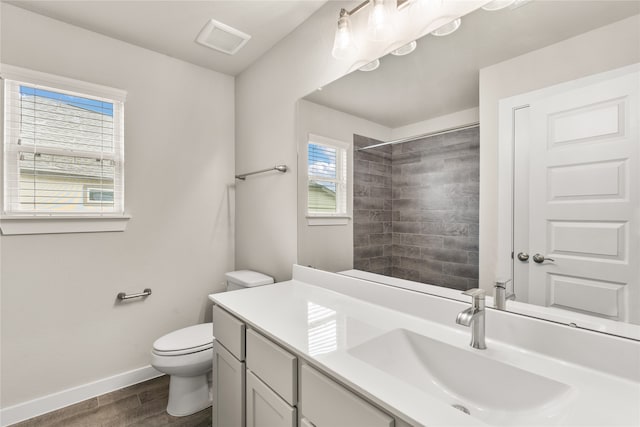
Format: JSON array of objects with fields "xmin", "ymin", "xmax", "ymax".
[{"xmin": 225, "ymin": 270, "xmax": 274, "ymax": 291}]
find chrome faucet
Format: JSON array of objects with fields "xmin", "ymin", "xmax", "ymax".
[
  {"xmin": 494, "ymin": 278, "xmax": 515, "ymax": 310},
  {"xmin": 456, "ymin": 288, "xmax": 487, "ymax": 350}
]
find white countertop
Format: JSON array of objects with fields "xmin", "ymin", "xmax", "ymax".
[{"xmin": 209, "ymin": 272, "xmax": 640, "ymax": 427}]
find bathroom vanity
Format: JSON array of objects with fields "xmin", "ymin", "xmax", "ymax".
[{"xmin": 208, "ymin": 265, "xmax": 640, "ymax": 427}]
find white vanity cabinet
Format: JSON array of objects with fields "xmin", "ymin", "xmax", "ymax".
[
  {"xmin": 212, "ymin": 303, "xmax": 401, "ymax": 427},
  {"xmin": 300, "ymin": 364, "xmax": 394, "ymax": 427}
]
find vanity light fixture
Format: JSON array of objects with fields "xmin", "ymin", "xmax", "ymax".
[
  {"xmin": 358, "ymin": 58, "xmax": 381, "ymax": 72},
  {"xmin": 430, "ymin": 18, "xmax": 461, "ymax": 36},
  {"xmin": 331, "ymin": 0, "xmax": 411, "ymax": 59},
  {"xmin": 390, "ymin": 40, "xmax": 417, "ymax": 56}
]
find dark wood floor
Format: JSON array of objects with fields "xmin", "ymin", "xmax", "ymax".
[{"xmin": 13, "ymin": 376, "xmax": 212, "ymax": 427}]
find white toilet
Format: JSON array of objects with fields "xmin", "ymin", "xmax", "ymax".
[{"xmin": 150, "ymin": 270, "xmax": 274, "ymax": 416}]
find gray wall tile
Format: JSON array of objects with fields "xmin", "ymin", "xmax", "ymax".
[
  {"xmin": 353, "ymin": 135, "xmax": 393, "ymax": 271},
  {"xmin": 354, "ymin": 127, "xmax": 479, "ymax": 290}
]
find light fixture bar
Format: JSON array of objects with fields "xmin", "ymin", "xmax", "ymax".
[
  {"xmin": 348, "ymin": 0, "xmax": 370, "ymax": 17},
  {"xmin": 342, "ymin": 0, "xmax": 409, "ymax": 18}
]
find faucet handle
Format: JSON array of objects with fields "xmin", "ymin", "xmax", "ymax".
[
  {"xmin": 462, "ymin": 288, "xmax": 486, "ymax": 309},
  {"xmin": 462, "ymin": 288, "xmax": 486, "ymax": 299}
]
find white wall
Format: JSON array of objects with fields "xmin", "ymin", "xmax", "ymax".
[
  {"xmin": 478, "ymin": 15, "xmax": 640, "ymax": 288},
  {"xmin": 297, "ymin": 99, "xmax": 391, "ymax": 272},
  {"xmin": 235, "ymin": 1, "xmax": 484, "ymax": 281},
  {"xmin": 0, "ymin": 3, "xmax": 235, "ymax": 408}
]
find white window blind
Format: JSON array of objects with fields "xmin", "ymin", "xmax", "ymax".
[
  {"xmin": 3, "ymin": 75, "xmax": 125, "ymax": 215},
  {"xmin": 307, "ymin": 135, "xmax": 348, "ymax": 216}
]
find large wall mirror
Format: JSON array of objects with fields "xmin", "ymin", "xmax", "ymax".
[{"xmin": 296, "ymin": 0, "xmax": 640, "ymax": 340}]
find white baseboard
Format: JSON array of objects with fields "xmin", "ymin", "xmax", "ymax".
[{"xmin": 0, "ymin": 365, "xmax": 163, "ymax": 427}]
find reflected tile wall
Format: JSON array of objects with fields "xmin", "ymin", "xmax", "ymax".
[
  {"xmin": 353, "ymin": 135, "xmax": 393, "ymax": 275},
  {"xmin": 353, "ymin": 127, "xmax": 479, "ymax": 290}
]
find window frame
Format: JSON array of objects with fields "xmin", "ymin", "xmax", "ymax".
[
  {"xmin": 306, "ymin": 133, "xmax": 351, "ymax": 226},
  {"xmin": 0, "ymin": 64, "xmax": 129, "ymax": 235}
]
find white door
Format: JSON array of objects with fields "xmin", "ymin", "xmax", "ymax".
[{"xmin": 515, "ymin": 68, "xmax": 639, "ymax": 324}]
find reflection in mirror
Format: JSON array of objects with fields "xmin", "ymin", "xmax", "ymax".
[
  {"xmin": 297, "ymin": 0, "xmax": 640, "ymax": 339},
  {"xmin": 352, "ymin": 128, "xmax": 479, "ymax": 291}
]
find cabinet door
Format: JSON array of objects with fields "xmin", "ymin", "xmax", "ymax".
[
  {"xmin": 246, "ymin": 370, "xmax": 296, "ymax": 427},
  {"xmin": 213, "ymin": 341, "xmax": 245, "ymax": 427},
  {"xmin": 301, "ymin": 365, "xmax": 393, "ymax": 427}
]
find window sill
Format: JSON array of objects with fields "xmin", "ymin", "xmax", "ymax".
[
  {"xmin": 0, "ymin": 214, "xmax": 131, "ymax": 235},
  {"xmin": 306, "ymin": 215, "xmax": 351, "ymax": 226}
]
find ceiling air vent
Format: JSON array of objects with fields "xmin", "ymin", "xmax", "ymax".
[{"xmin": 196, "ymin": 19, "xmax": 251, "ymax": 55}]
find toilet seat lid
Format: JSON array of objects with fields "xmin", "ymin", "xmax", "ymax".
[{"xmin": 153, "ymin": 323, "xmax": 213, "ymax": 355}]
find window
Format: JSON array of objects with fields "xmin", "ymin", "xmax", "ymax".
[
  {"xmin": 1, "ymin": 65, "xmax": 128, "ymax": 234},
  {"xmin": 307, "ymin": 134, "xmax": 348, "ymax": 222}
]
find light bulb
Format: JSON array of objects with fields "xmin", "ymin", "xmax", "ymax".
[
  {"xmin": 367, "ymin": 0, "xmax": 393, "ymax": 42},
  {"xmin": 332, "ymin": 12, "xmax": 357, "ymax": 59}
]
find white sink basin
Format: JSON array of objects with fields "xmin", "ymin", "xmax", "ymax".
[{"xmin": 348, "ymin": 329, "xmax": 572, "ymax": 425}]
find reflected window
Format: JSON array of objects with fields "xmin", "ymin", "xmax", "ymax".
[
  {"xmin": 307, "ymin": 134, "xmax": 348, "ymax": 216},
  {"xmin": 307, "ymin": 302, "xmax": 337, "ymax": 356}
]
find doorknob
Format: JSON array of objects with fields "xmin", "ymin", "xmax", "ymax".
[
  {"xmin": 517, "ymin": 252, "xmax": 529, "ymax": 262},
  {"xmin": 533, "ymin": 253, "xmax": 555, "ymax": 263}
]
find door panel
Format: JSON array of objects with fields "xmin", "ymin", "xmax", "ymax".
[
  {"xmin": 547, "ymin": 274, "xmax": 625, "ymax": 318},
  {"xmin": 548, "ymin": 221, "xmax": 626, "ymax": 259},
  {"xmin": 548, "ymin": 159, "xmax": 626, "ymax": 201},
  {"xmin": 548, "ymin": 97, "xmax": 625, "ymax": 145}
]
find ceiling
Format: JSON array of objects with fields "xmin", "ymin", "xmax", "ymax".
[
  {"xmin": 5, "ymin": 0, "xmax": 327, "ymax": 76},
  {"xmin": 304, "ymin": 1, "xmax": 640, "ymax": 128}
]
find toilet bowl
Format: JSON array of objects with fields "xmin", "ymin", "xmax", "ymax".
[
  {"xmin": 150, "ymin": 270, "xmax": 274, "ymax": 417},
  {"xmin": 150, "ymin": 323, "xmax": 213, "ymax": 416}
]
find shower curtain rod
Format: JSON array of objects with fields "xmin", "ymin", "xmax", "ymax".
[{"xmin": 356, "ymin": 122, "xmax": 479, "ymax": 152}]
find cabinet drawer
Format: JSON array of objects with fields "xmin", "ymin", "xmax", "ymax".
[
  {"xmin": 246, "ymin": 370, "xmax": 296, "ymax": 427},
  {"xmin": 246, "ymin": 329, "xmax": 297, "ymax": 405},
  {"xmin": 301, "ymin": 364, "xmax": 394, "ymax": 427},
  {"xmin": 212, "ymin": 305, "xmax": 245, "ymax": 360}
]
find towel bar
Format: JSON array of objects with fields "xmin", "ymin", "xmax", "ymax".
[{"xmin": 236, "ymin": 165, "xmax": 287, "ymax": 180}]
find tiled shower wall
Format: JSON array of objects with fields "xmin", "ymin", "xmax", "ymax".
[
  {"xmin": 353, "ymin": 135, "xmax": 392, "ymax": 275},
  {"xmin": 354, "ymin": 127, "xmax": 479, "ymax": 290}
]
